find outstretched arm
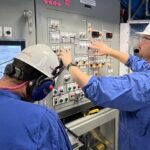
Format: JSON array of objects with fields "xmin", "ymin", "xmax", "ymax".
[
  {"xmin": 82, "ymin": 72, "xmax": 150, "ymax": 111},
  {"xmin": 90, "ymin": 40, "xmax": 150, "ymax": 72}
]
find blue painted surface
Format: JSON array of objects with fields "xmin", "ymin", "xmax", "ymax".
[{"xmin": 121, "ymin": 0, "xmax": 150, "ymax": 19}]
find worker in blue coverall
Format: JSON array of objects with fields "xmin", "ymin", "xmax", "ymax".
[
  {"xmin": 0, "ymin": 44, "xmax": 72, "ymax": 150},
  {"xmin": 58, "ymin": 23, "xmax": 150, "ymax": 150}
]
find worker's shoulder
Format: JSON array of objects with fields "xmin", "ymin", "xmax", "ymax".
[
  {"xmin": 0, "ymin": 90, "xmax": 57, "ymax": 119},
  {"xmin": 21, "ymin": 100, "xmax": 57, "ymax": 117},
  {"xmin": 16, "ymin": 100, "xmax": 59, "ymax": 125}
]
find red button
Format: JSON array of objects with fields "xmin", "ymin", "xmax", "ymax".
[{"xmin": 49, "ymin": 85, "xmax": 54, "ymax": 91}]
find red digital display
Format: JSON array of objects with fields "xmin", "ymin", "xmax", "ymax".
[
  {"xmin": 43, "ymin": 0, "xmax": 71, "ymax": 7},
  {"xmin": 64, "ymin": 0, "xmax": 71, "ymax": 7}
]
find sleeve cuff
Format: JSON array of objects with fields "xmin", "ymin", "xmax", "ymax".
[
  {"xmin": 82, "ymin": 76, "xmax": 97, "ymax": 97},
  {"xmin": 125, "ymin": 54, "xmax": 133, "ymax": 67}
]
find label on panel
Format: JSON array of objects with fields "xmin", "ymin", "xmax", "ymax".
[{"xmin": 80, "ymin": 0, "xmax": 96, "ymax": 7}]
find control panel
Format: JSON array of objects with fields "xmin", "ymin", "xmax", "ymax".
[{"xmin": 36, "ymin": 0, "xmax": 120, "ymax": 117}]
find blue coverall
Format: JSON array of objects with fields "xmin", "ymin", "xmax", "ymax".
[
  {"xmin": 0, "ymin": 90, "xmax": 72, "ymax": 150},
  {"xmin": 83, "ymin": 55, "xmax": 150, "ymax": 150}
]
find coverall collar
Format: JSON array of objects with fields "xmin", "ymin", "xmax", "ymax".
[{"xmin": 0, "ymin": 89, "xmax": 21, "ymax": 100}]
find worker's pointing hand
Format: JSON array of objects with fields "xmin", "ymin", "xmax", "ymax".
[{"xmin": 89, "ymin": 40, "xmax": 112, "ymax": 56}]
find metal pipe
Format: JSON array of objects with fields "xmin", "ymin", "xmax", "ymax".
[
  {"xmin": 131, "ymin": 0, "xmax": 145, "ymax": 19},
  {"xmin": 128, "ymin": 0, "xmax": 131, "ymax": 21},
  {"xmin": 146, "ymin": 0, "xmax": 150, "ymax": 16}
]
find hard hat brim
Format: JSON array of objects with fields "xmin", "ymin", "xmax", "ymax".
[{"xmin": 136, "ymin": 31, "xmax": 150, "ymax": 36}]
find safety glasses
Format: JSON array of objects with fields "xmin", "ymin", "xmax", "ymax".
[{"xmin": 139, "ymin": 36, "xmax": 150, "ymax": 42}]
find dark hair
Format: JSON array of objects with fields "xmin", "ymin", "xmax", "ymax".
[{"xmin": 12, "ymin": 58, "xmax": 44, "ymax": 81}]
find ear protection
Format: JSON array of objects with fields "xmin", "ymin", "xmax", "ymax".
[
  {"xmin": 4, "ymin": 63, "xmax": 24, "ymax": 80},
  {"xmin": 4, "ymin": 64, "xmax": 55, "ymax": 101},
  {"xmin": 27, "ymin": 75, "xmax": 55, "ymax": 101}
]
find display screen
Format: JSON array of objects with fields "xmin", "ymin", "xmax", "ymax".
[{"xmin": 0, "ymin": 41, "xmax": 25, "ymax": 79}]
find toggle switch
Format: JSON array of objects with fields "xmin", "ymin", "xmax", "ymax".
[{"xmin": 106, "ymin": 32, "xmax": 113, "ymax": 39}]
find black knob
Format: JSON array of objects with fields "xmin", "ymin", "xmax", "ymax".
[{"xmin": 6, "ymin": 31, "xmax": 11, "ymax": 35}]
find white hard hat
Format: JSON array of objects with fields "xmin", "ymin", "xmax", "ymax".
[
  {"xmin": 136, "ymin": 23, "xmax": 150, "ymax": 35},
  {"xmin": 15, "ymin": 44, "xmax": 59, "ymax": 78}
]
